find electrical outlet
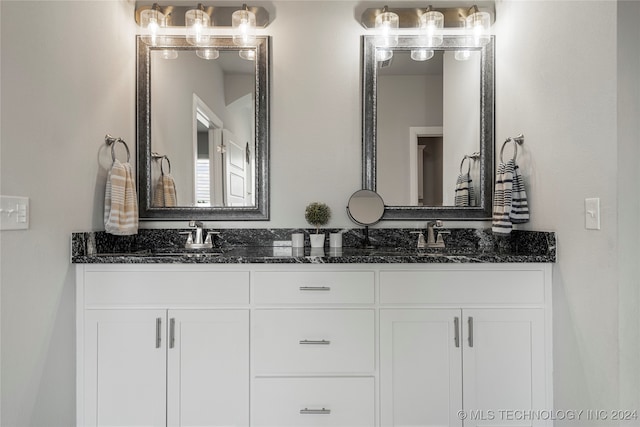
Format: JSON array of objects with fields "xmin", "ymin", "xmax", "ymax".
[{"xmin": 585, "ymin": 198, "xmax": 600, "ymax": 230}]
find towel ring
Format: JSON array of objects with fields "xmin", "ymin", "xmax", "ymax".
[
  {"xmin": 460, "ymin": 152, "xmax": 480, "ymax": 174},
  {"xmin": 499, "ymin": 134, "xmax": 524, "ymax": 163},
  {"xmin": 160, "ymin": 156, "xmax": 171, "ymax": 175},
  {"xmin": 105, "ymin": 134, "xmax": 130, "ymax": 163},
  {"xmin": 460, "ymin": 156, "xmax": 471, "ymax": 175}
]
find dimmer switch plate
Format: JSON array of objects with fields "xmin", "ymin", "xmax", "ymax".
[
  {"xmin": 0, "ymin": 196, "xmax": 29, "ymax": 230},
  {"xmin": 585, "ymin": 197, "xmax": 600, "ymax": 230}
]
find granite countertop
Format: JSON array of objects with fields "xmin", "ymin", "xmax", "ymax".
[{"xmin": 71, "ymin": 228, "xmax": 556, "ymax": 264}]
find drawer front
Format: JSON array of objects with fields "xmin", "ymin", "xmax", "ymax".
[
  {"xmin": 252, "ymin": 271, "xmax": 374, "ymax": 304},
  {"xmin": 253, "ymin": 309, "xmax": 375, "ymax": 374},
  {"xmin": 380, "ymin": 270, "xmax": 545, "ymax": 305},
  {"xmin": 84, "ymin": 271, "xmax": 249, "ymax": 306},
  {"xmin": 252, "ymin": 377, "xmax": 375, "ymax": 427}
]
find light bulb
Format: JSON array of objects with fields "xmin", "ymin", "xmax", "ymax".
[
  {"xmin": 467, "ymin": 10, "xmax": 490, "ymax": 46},
  {"xmin": 233, "ymin": 8, "xmax": 256, "ymax": 47},
  {"xmin": 375, "ymin": 8, "xmax": 399, "ymax": 49},
  {"xmin": 411, "ymin": 49, "xmax": 434, "ymax": 61},
  {"xmin": 140, "ymin": 6, "xmax": 165, "ymax": 46},
  {"xmin": 420, "ymin": 10, "xmax": 444, "ymax": 47},
  {"xmin": 197, "ymin": 49, "xmax": 219, "ymax": 60},
  {"xmin": 186, "ymin": 6, "xmax": 211, "ymax": 46}
]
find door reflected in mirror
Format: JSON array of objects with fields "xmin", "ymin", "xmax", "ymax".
[
  {"xmin": 137, "ymin": 36, "xmax": 270, "ymax": 220},
  {"xmin": 362, "ymin": 35, "xmax": 494, "ymax": 220},
  {"xmin": 377, "ymin": 50, "xmax": 481, "ymax": 207},
  {"xmin": 151, "ymin": 49, "xmax": 255, "ymax": 208}
]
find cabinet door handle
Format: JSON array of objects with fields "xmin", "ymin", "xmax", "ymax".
[
  {"xmin": 300, "ymin": 408, "xmax": 331, "ymax": 415},
  {"xmin": 299, "ymin": 286, "xmax": 331, "ymax": 291},
  {"xmin": 155, "ymin": 317, "xmax": 162, "ymax": 349},
  {"xmin": 169, "ymin": 318, "xmax": 175, "ymax": 349},
  {"xmin": 299, "ymin": 339, "xmax": 331, "ymax": 345},
  {"xmin": 468, "ymin": 316, "xmax": 474, "ymax": 348},
  {"xmin": 454, "ymin": 317, "xmax": 460, "ymax": 348}
]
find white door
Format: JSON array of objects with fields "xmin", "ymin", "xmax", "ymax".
[
  {"xmin": 380, "ymin": 309, "xmax": 463, "ymax": 427},
  {"xmin": 167, "ymin": 310, "xmax": 250, "ymax": 427},
  {"xmin": 222, "ymin": 129, "xmax": 249, "ymax": 206},
  {"xmin": 84, "ymin": 310, "xmax": 167, "ymax": 427},
  {"xmin": 462, "ymin": 309, "xmax": 547, "ymax": 427}
]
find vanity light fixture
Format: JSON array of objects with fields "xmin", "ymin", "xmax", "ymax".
[
  {"xmin": 375, "ymin": 6, "xmax": 399, "ymax": 61},
  {"xmin": 185, "ymin": 3, "xmax": 211, "ymax": 46},
  {"xmin": 411, "ymin": 6, "xmax": 443, "ymax": 61},
  {"xmin": 466, "ymin": 5, "xmax": 491, "ymax": 46},
  {"xmin": 232, "ymin": 4, "xmax": 257, "ymax": 47},
  {"xmin": 139, "ymin": 3, "xmax": 167, "ymax": 46}
]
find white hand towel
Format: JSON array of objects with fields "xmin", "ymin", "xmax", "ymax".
[
  {"xmin": 454, "ymin": 173, "xmax": 475, "ymax": 207},
  {"xmin": 510, "ymin": 163, "xmax": 529, "ymax": 223},
  {"xmin": 104, "ymin": 159, "xmax": 139, "ymax": 235},
  {"xmin": 152, "ymin": 174, "xmax": 177, "ymax": 207}
]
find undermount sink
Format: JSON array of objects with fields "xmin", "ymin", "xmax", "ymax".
[{"xmin": 93, "ymin": 250, "xmax": 222, "ymax": 258}]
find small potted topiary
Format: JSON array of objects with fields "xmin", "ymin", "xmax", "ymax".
[{"xmin": 305, "ymin": 202, "xmax": 331, "ymax": 248}]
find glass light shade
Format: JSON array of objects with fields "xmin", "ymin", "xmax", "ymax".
[
  {"xmin": 232, "ymin": 9, "xmax": 257, "ymax": 47},
  {"xmin": 376, "ymin": 48, "xmax": 393, "ymax": 62},
  {"xmin": 411, "ymin": 49, "xmax": 434, "ymax": 61},
  {"xmin": 239, "ymin": 49, "xmax": 256, "ymax": 61},
  {"xmin": 467, "ymin": 11, "xmax": 491, "ymax": 46},
  {"xmin": 420, "ymin": 10, "xmax": 444, "ymax": 47},
  {"xmin": 185, "ymin": 8, "xmax": 211, "ymax": 46},
  {"xmin": 375, "ymin": 10, "xmax": 399, "ymax": 48},
  {"xmin": 455, "ymin": 50, "xmax": 471, "ymax": 61},
  {"xmin": 196, "ymin": 49, "xmax": 219, "ymax": 60},
  {"xmin": 159, "ymin": 50, "xmax": 178, "ymax": 60},
  {"xmin": 140, "ymin": 8, "xmax": 165, "ymax": 46}
]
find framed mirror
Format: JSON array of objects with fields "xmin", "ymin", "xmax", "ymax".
[
  {"xmin": 362, "ymin": 35, "xmax": 494, "ymax": 220},
  {"xmin": 137, "ymin": 35, "xmax": 270, "ymax": 220}
]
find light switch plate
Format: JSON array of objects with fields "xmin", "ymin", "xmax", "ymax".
[
  {"xmin": 585, "ymin": 197, "xmax": 600, "ymax": 230},
  {"xmin": 0, "ymin": 195, "xmax": 29, "ymax": 230}
]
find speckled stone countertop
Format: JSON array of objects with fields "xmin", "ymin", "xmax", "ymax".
[{"xmin": 71, "ymin": 228, "xmax": 556, "ymax": 264}]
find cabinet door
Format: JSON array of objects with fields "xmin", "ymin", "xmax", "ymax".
[
  {"xmin": 84, "ymin": 309, "xmax": 167, "ymax": 427},
  {"xmin": 380, "ymin": 309, "xmax": 463, "ymax": 427},
  {"xmin": 167, "ymin": 310, "xmax": 249, "ymax": 427},
  {"xmin": 462, "ymin": 309, "xmax": 546, "ymax": 427}
]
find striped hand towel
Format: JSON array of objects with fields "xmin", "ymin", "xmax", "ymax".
[
  {"xmin": 152, "ymin": 174, "xmax": 177, "ymax": 207},
  {"xmin": 104, "ymin": 159, "xmax": 138, "ymax": 235},
  {"xmin": 454, "ymin": 173, "xmax": 475, "ymax": 207},
  {"xmin": 492, "ymin": 159, "xmax": 529, "ymax": 234}
]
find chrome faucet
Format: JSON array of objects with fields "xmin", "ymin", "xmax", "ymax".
[
  {"xmin": 184, "ymin": 220, "xmax": 213, "ymax": 249},
  {"xmin": 426, "ymin": 221, "xmax": 449, "ymax": 248}
]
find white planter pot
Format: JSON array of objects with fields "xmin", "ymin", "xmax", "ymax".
[{"xmin": 309, "ymin": 234, "xmax": 326, "ymax": 248}]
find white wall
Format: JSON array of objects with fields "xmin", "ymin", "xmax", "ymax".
[
  {"xmin": 494, "ymin": 0, "xmax": 629, "ymax": 420},
  {"xmin": 1, "ymin": 1, "xmax": 135, "ymax": 426},
  {"xmin": 617, "ymin": 0, "xmax": 640, "ymax": 420},
  {"xmin": 1, "ymin": 1, "xmax": 639, "ymax": 426}
]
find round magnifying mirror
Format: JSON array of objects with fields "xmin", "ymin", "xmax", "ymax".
[{"xmin": 347, "ymin": 189, "xmax": 385, "ymax": 225}]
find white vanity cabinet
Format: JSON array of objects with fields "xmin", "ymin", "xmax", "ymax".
[
  {"xmin": 251, "ymin": 270, "xmax": 377, "ymax": 427},
  {"xmin": 76, "ymin": 263, "xmax": 552, "ymax": 427},
  {"xmin": 379, "ymin": 268, "xmax": 552, "ymax": 427},
  {"xmin": 76, "ymin": 266, "xmax": 250, "ymax": 427}
]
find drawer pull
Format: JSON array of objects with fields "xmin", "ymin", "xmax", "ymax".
[
  {"xmin": 169, "ymin": 318, "xmax": 176, "ymax": 349},
  {"xmin": 468, "ymin": 316, "xmax": 474, "ymax": 348},
  {"xmin": 454, "ymin": 316, "xmax": 460, "ymax": 348},
  {"xmin": 299, "ymin": 339, "xmax": 331, "ymax": 345},
  {"xmin": 299, "ymin": 286, "xmax": 331, "ymax": 291},
  {"xmin": 155, "ymin": 317, "xmax": 162, "ymax": 349},
  {"xmin": 300, "ymin": 408, "xmax": 331, "ymax": 415}
]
